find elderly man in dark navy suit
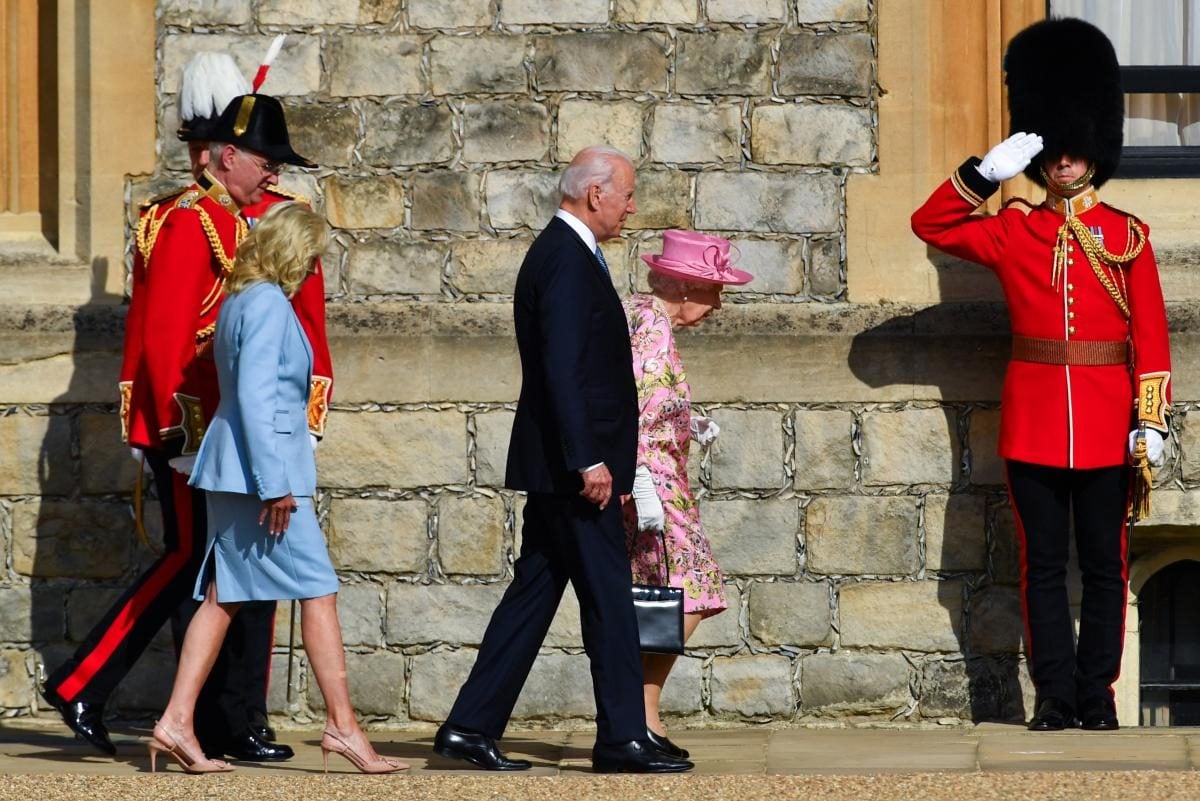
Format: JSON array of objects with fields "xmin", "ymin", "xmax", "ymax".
[{"xmin": 433, "ymin": 146, "xmax": 693, "ymax": 774}]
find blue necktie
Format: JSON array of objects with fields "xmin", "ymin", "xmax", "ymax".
[{"xmin": 594, "ymin": 246, "xmax": 610, "ymax": 277}]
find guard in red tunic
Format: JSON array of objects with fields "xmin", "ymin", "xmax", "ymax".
[
  {"xmin": 42, "ymin": 51, "xmax": 330, "ymax": 761},
  {"xmin": 912, "ymin": 18, "xmax": 1170, "ymax": 732}
]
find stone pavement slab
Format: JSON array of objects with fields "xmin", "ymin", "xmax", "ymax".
[
  {"xmin": 977, "ymin": 730, "xmax": 1192, "ymax": 772},
  {"xmin": 5, "ymin": 719, "xmax": 1200, "ymax": 800},
  {"xmin": 766, "ymin": 728, "xmax": 980, "ymax": 773}
]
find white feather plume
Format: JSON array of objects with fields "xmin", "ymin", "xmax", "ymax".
[
  {"xmin": 262, "ymin": 34, "xmax": 286, "ymax": 69},
  {"xmin": 177, "ymin": 52, "xmax": 252, "ymax": 124}
]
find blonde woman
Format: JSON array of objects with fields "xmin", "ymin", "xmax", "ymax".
[{"xmin": 149, "ymin": 203, "xmax": 405, "ymax": 775}]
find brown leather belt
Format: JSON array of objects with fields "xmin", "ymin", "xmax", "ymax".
[{"xmin": 1011, "ymin": 335, "xmax": 1128, "ymax": 366}]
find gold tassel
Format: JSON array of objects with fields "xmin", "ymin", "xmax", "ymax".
[{"xmin": 1130, "ymin": 428, "xmax": 1153, "ymax": 523}]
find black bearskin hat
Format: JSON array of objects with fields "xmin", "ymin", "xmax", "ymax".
[{"xmin": 1005, "ymin": 17, "xmax": 1124, "ymax": 187}]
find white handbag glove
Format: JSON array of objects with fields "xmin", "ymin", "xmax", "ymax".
[
  {"xmin": 976, "ymin": 132, "xmax": 1044, "ymax": 183},
  {"xmin": 631, "ymin": 464, "xmax": 665, "ymax": 532},
  {"xmin": 167, "ymin": 454, "xmax": 196, "ymax": 476},
  {"xmin": 689, "ymin": 415, "xmax": 720, "ymax": 446},
  {"xmin": 310, "ymin": 433, "xmax": 320, "ymax": 451},
  {"xmin": 1129, "ymin": 429, "xmax": 1166, "ymax": 468}
]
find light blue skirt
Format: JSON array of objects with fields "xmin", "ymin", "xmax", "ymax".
[{"xmin": 194, "ymin": 492, "xmax": 339, "ymax": 603}]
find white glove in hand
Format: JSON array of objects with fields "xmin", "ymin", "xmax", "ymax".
[
  {"xmin": 689, "ymin": 415, "xmax": 720, "ymax": 446},
  {"xmin": 310, "ymin": 433, "xmax": 320, "ymax": 451},
  {"xmin": 1129, "ymin": 429, "xmax": 1166, "ymax": 468},
  {"xmin": 631, "ymin": 464, "xmax": 665, "ymax": 532},
  {"xmin": 167, "ymin": 454, "xmax": 196, "ymax": 476},
  {"xmin": 976, "ymin": 132, "xmax": 1044, "ymax": 183}
]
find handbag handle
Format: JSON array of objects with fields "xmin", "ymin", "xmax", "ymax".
[{"xmin": 653, "ymin": 524, "xmax": 670, "ymax": 586}]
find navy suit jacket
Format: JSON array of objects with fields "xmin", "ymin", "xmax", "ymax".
[{"xmin": 505, "ymin": 216, "xmax": 638, "ymax": 496}]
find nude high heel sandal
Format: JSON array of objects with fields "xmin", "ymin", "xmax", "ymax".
[
  {"xmin": 320, "ymin": 730, "xmax": 408, "ymax": 774},
  {"xmin": 148, "ymin": 727, "xmax": 234, "ymax": 774}
]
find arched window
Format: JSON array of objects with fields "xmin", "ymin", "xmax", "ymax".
[{"xmin": 1139, "ymin": 560, "xmax": 1200, "ymax": 725}]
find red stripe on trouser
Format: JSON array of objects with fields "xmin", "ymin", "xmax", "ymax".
[
  {"xmin": 56, "ymin": 472, "xmax": 197, "ymax": 700},
  {"xmin": 1005, "ymin": 466, "xmax": 1035, "ymax": 666},
  {"xmin": 1109, "ymin": 509, "xmax": 1131, "ymax": 691}
]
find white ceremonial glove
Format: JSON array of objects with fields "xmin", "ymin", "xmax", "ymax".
[
  {"xmin": 631, "ymin": 464, "xmax": 665, "ymax": 532},
  {"xmin": 975, "ymin": 132, "xmax": 1044, "ymax": 183},
  {"xmin": 689, "ymin": 415, "xmax": 720, "ymax": 446},
  {"xmin": 1129, "ymin": 429, "xmax": 1166, "ymax": 468},
  {"xmin": 167, "ymin": 454, "xmax": 196, "ymax": 476},
  {"xmin": 310, "ymin": 433, "xmax": 320, "ymax": 451}
]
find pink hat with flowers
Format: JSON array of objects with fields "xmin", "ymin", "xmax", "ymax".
[{"xmin": 639, "ymin": 229, "xmax": 754, "ymax": 285}]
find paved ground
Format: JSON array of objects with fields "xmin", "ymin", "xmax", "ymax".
[{"xmin": 3, "ymin": 719, "xmax": 1200, "ymax": 799}]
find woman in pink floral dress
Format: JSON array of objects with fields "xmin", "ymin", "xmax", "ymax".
[{"xmin": 623, "ymin": 229, "xmax": 753, "ymax": 758}]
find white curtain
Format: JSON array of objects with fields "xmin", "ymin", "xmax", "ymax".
[{"xmin": 1050, "ymin": 0, "xmax": 1200, "ymax": 145}]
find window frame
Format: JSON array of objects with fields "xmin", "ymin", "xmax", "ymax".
[{"xmin": 1117, "ymin": 66, "xmax": 1200, "ymax": 178}]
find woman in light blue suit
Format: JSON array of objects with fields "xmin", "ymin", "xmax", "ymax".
[{"xmin": 150, "ymin": 203, "xmax": 405, "ymax": 775}]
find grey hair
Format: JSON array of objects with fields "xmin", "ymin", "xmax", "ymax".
[
  {"xmin": 558, "ymin": 145, "xmax": 632, "ymax": 200},
  {"xmin": 207, "ymin": 140, "xmax": 230, "ymax": 163},
  {"xmin": 647, "ymin": 270, "xmax": 709, "ymax": 300}
]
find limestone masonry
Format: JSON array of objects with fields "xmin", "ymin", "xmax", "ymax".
[{"xmin": 4, "ymin": 0, "xmax": 1196, "ymax": 730}]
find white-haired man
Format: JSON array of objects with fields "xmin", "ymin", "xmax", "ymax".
[{"xmin": 433, "ymin": 147, "xmax": 692, "ymax": 774}]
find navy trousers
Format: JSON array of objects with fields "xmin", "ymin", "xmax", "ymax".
[
  {"xmin": 446, "ymin": 493, "xmax": 645, "ymax": 745},
  {"xmin": 1006, "ymin": 460, "xmax": 1129, "ymax": 710}
]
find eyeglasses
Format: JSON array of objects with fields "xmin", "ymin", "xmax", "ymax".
[{"xmin": 240, "ymin": 150, "xmax": 286, "ymax": 175}]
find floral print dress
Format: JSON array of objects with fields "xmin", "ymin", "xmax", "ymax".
[{"xmin": 622, "ymin": 293, "xmax": 727, "ymax": 618}]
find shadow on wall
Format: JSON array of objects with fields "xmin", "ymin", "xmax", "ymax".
[
  {"xmin": 26, "ymin": 264, "xmax": 176, "ymax": 724},
  {"xmin": 846, "ymin": 273, "xmax": 1033, "ymax": 724}
]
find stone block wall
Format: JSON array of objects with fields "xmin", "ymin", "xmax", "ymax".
[{"xmin": 12, "ymin": 0, "xmax": 1185, "ymax": 730}]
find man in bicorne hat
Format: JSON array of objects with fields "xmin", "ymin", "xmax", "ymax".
[
  {"xmin": 912, "ymin": 17, "xmax": 1171, "ymax": 732},
  {"xmin": 41, "ymin": 52, "xmax": 331, "ymax": 762}
]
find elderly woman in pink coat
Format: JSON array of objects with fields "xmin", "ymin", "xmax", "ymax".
[{"xmin": 622, "ymin": 230, "xmax": 753, "ymax": 758}]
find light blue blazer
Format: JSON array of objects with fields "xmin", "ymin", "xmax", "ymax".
[{"xmin": 190, "ymin": 281, "xmax": 317, "ymax": 500}]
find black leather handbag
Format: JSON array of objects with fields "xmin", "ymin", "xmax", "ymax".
[{"xmin": 631, "ymin": 529, "xmax": 684, "ymax": 655}]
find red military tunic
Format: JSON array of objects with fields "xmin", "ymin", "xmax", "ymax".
[
  {"xmin": 912, "ymin": 158, "xmax": 1171, "ymax": 470},
  {"xmin": 120, "ymin": 188, "xmax": 186, "ymax": 447},
  {"xmin": 122, "ymin": 173, "xmax": 334, "ymax": 453}
]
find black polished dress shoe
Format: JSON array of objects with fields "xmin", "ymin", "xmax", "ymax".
[
  {"xmin": 250, "ymin": 723, "xmax": 277, "ymax": 742},
  {"xmin": 646, "ymin": 728, "xmax": 690, "ymax": 759},
  {"xmin": 207, "ymin": 730, "xmax": 294, "ymax": 762},
  {"xmin": 1028, "ymin": 698, "xmax": 1077, "ymax": 731},
  {"xmin": 1079, "ymin": 698, "xmax": 1119, "ymax": 731},
  {"xmin": 592, "ymin": 739, "xmax": 694, "ymax": 773},
  {"xmin": 40, "ymin": 688, "xmax": 116, "ymax": 756},
  {"xmin": 433, "ymin": 723, "xmax": 532, "ymax": 771}
]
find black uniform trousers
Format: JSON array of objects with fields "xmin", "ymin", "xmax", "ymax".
[
  {"xmin": 446, "ymin": 493, "xmax": 645, "ymax": 746},
  {"xmin": 45, "ymin": 450, "xmax": 273, "ymax": 747},
  {"xmin": 1006, "ymin": 460, "xmax": 1129, "ymax": 711}
]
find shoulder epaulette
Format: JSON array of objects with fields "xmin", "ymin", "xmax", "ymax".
[
  {"xmin": 266, "ymin": 185, "xmax": 312, "ymax": 205},
  {"xmin": 174, "ymin": 189, "xmax": 204, "ymax": 210},
  {"xmin": 138, "ymin": 186, "xmax": 188, "ymax": 210}
]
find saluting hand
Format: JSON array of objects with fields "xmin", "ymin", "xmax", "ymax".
[
  {"xmin": 976, "ymin": 132, "xmax": 1044, "ymax": 183},
  {"xmin": 260, "ymin": 494, "xmax": 299, "ymax": 536},
  {"xmin": 580, "ymin": 464, "xmax": 613, "ymax": 510}
]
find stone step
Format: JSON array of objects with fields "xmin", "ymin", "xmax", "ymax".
[{"xmin": 1, "ymin": 262, "xmax": 99, "ymax": 305}]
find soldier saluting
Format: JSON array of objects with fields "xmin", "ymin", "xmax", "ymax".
[{"xmin": 912, "ymin": 17, "xmax": 1171, "ymax": 732}]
